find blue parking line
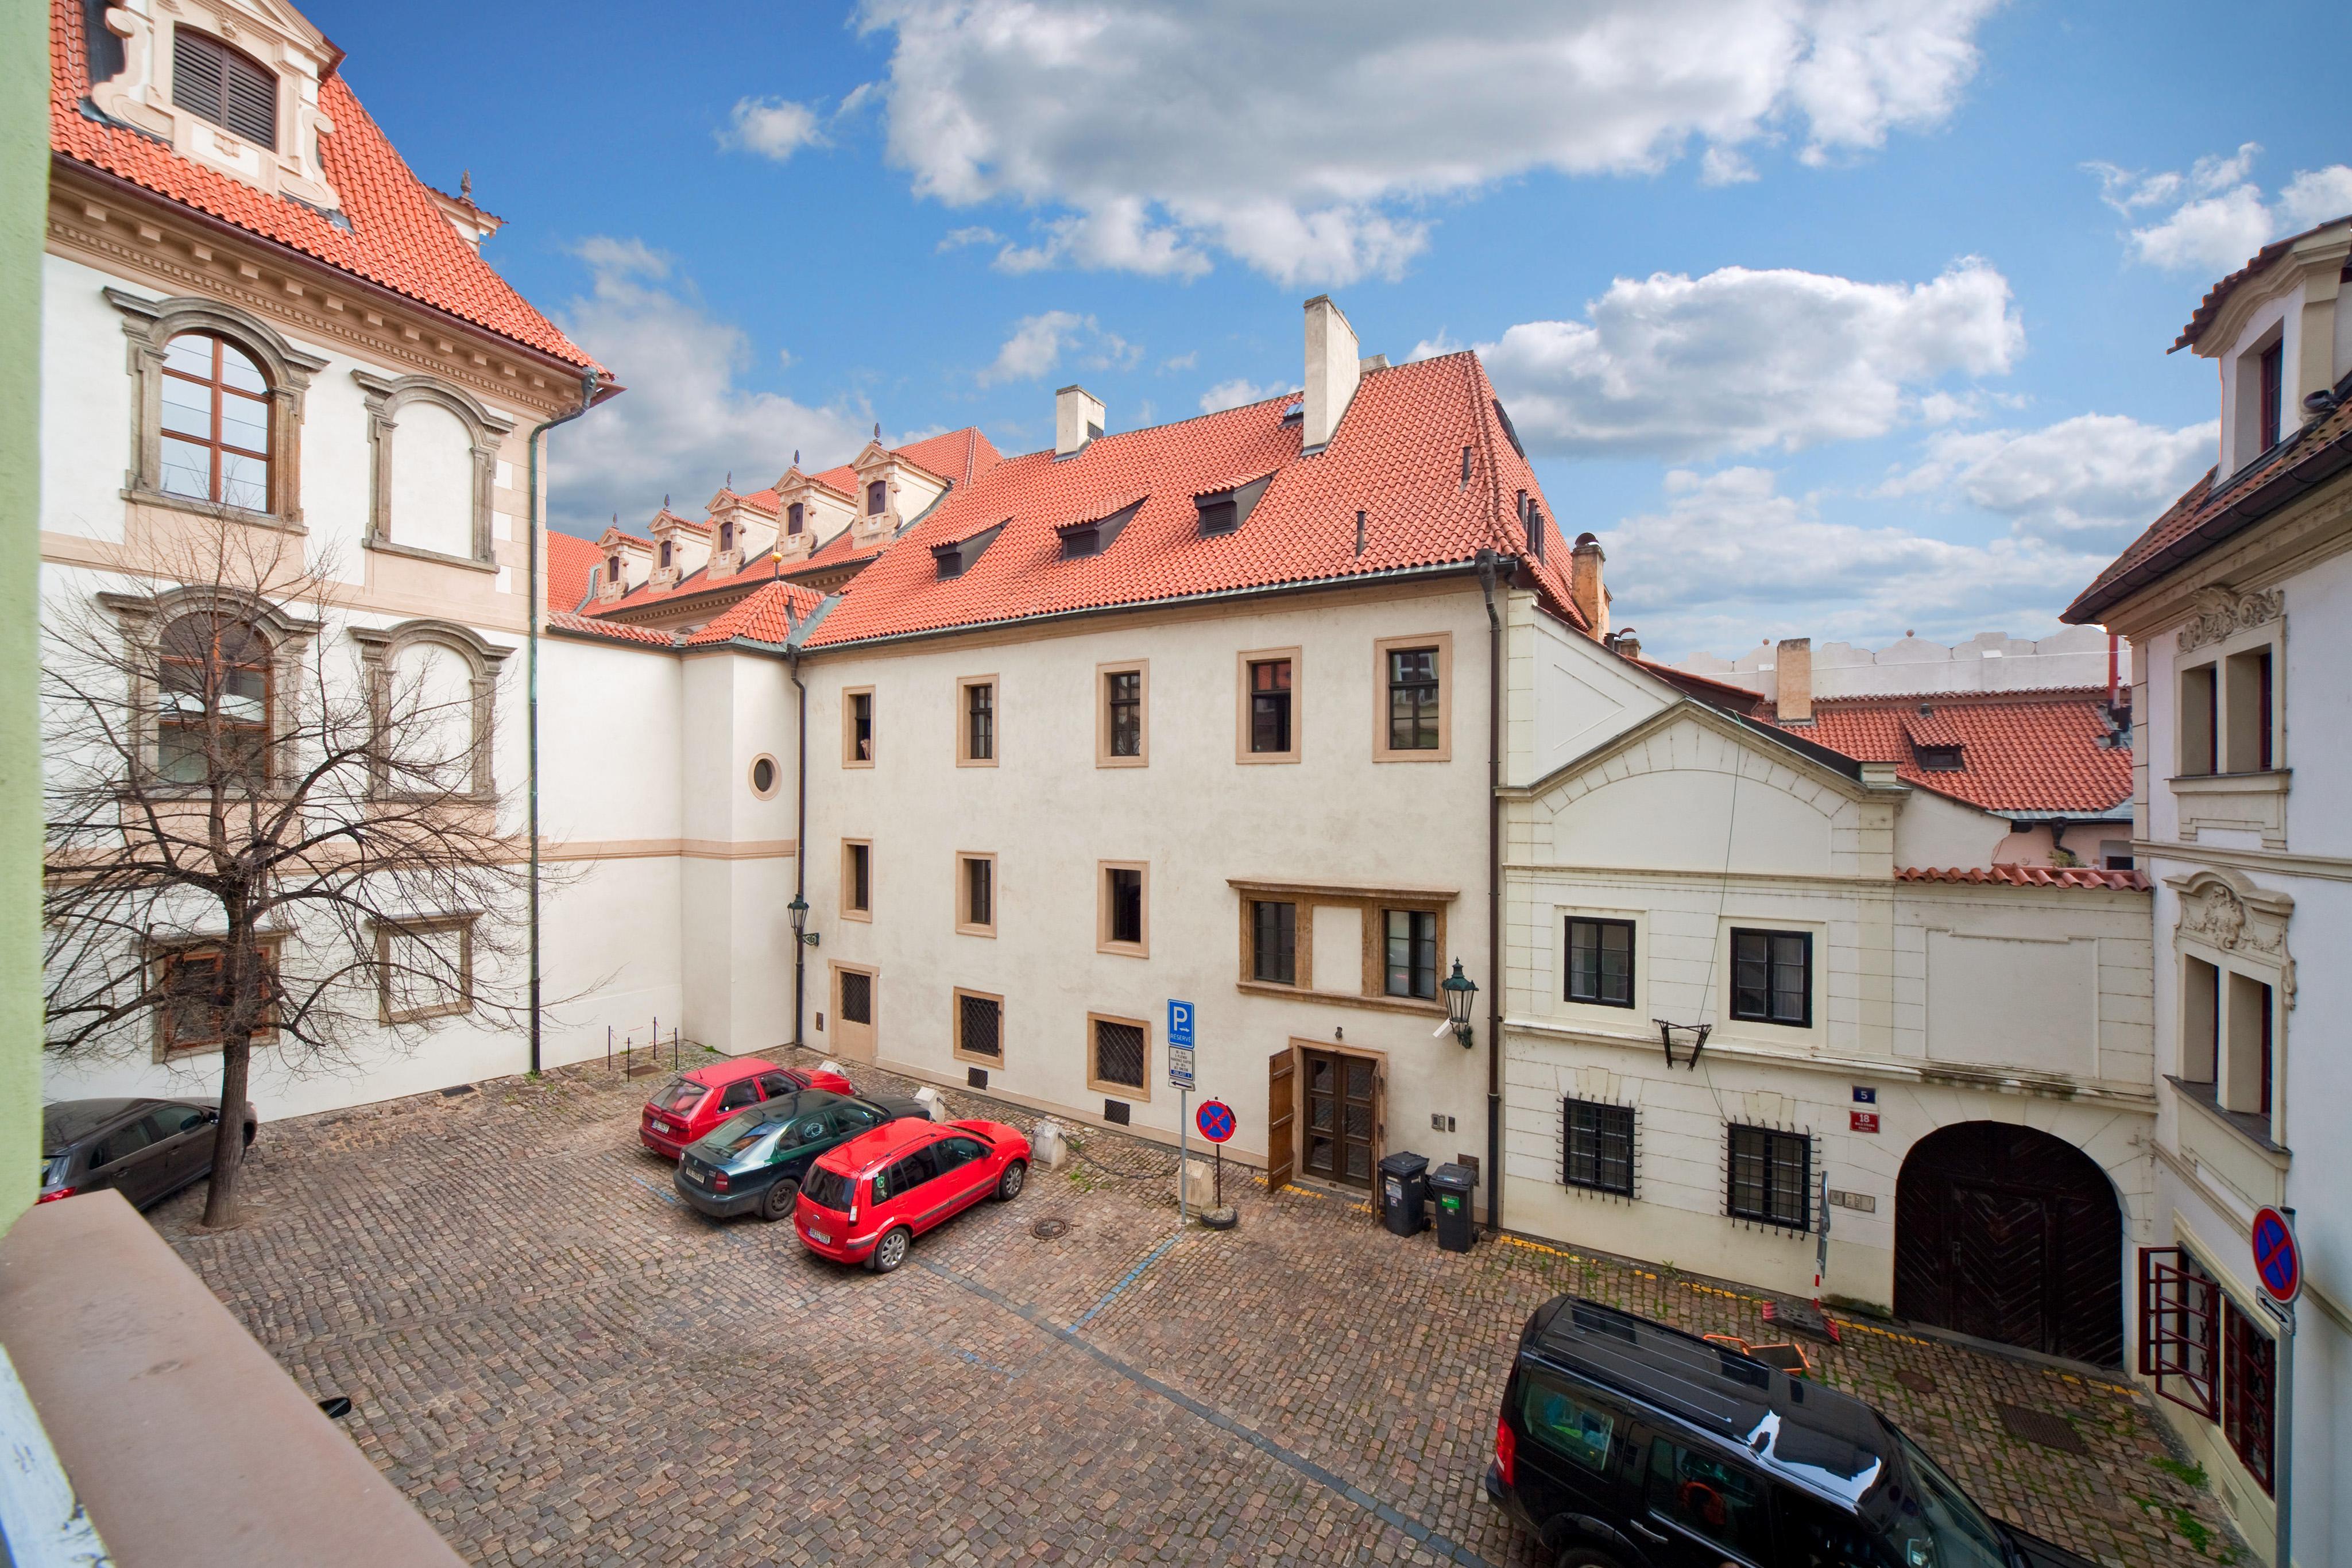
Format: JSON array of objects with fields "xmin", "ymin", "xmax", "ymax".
[
  {"xmin": 1071, "ymin": 1230, "xmax": 1182, "ymax": 1330},
  {"xmin": 627, "ymin": 1174, "xmax": 679, "ymax": 1206}
]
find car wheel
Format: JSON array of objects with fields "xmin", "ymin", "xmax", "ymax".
[
  {"xmin": 759, "ymin": 1177, "xmax": 800, "ymax": 1222},
  {"xmin": 993, "ymin": 1159, "xmax": 1027, "ymax": 1202},
  {"xmin": 1555, "ymin": 1550, "xmax": 1627, "ymax": 1568},
  {"xmin": 868, "ymin": 1225, "xmax": 912, "ymax": 1273}
]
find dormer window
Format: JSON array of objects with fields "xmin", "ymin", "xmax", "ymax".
[
  {"xmin": 1194, "ymin": 475, "xmax": 1271, "ymax": 537},
  {"xmin": 606, "ymin": 555, "xmax": 622, "ymax": 583},
  {"xmin": 866, "ymin": 481, "xmax": 887, "ymax": 516},
  {"xmin": 787, "ymin": 502, "xmax": 804, "ymax": 536},
  {"xmin": 717, "ymin": 521, "xmax": 734, "ymax": 553},
  {"xmin": 1059, "ymin": 500, "xmax": 1143, "ymax": 560},
  {"xmin": 1917, "ymin": 745, "xmax": 1964, "ymax": 772},
  {"xmin": 932, "ymin": 522, "xmax": 1005, "ymax": 580},
  {"xmin": 172, "ymin": 31, "xmax": 277, "ymax": 150},
  {"xmin": 2258, "ymin": 339, "xmax": 2284, "ymax": 453},
  {"xmin": 657, "ymin": 540, "xmax": 673, "ymax": 568}
]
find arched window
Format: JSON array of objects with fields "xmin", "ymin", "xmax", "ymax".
[
  {"xmin": 351, "ymin": 621, "xmax": 509, "ymax": 802},
  {"xmin": 171, "ymin": 30, "xmax": 277, "ymax": 149},
  {"xmin": 658, "ymin": 539, "xmax": 673, "ymax": 568},
  {"xmin": 159, "ymin": 333, "xmax": 271, "ymax": 510},
  {"xmin": 866, "ymin": 480, "xmax": 887, "ymax": 516},
  {"xmin": 787, "ymin": 502, "xmax": 804, "ymax": 536},
  {"xmin": 606, "ymin": 554, "xmax": 623, "ymax": 584},
  {"xmin": 156, "ymin": 613, "xmax": 272, "ymax": 784},
  {"xmin": 718, "ymin": 521, "xmax": 734, "ymax": 553}
]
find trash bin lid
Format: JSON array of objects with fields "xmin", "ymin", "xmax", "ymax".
[
  {"xmin": 1428, "ymin": 1162, "xmax": 1477, "ymax": 1192},
  {"xmin": 1378, "ymin": 1150, "xmax": 1429, "ymax": 1177}
]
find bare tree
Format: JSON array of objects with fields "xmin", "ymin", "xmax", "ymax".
[{"xmin": 43, "ymin": 514, "xmax": 547, "ymax": 1228}]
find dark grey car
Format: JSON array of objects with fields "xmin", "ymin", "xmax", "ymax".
[{"xmin": 40, "ymin": 1097, "xmax": 259, "ymax": 1210}]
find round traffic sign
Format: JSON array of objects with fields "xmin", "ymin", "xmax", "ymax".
[
  {"xmin": 1196, "ymin": 1099, "xmax": 1236, "ymax": 1144},
  {"xmin": 2251, "ymin": 1206, "xmax": 2300, "ymax": 1303}
]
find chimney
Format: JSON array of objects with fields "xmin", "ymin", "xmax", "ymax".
[
  {"xmin": 1569, "ymin": 532, "xmax": 1609, "ymax": 637},
  {"xmin": 1612, "ymin": 626, "xmax": 1641, "ymax": 662},
  {"xmin": 1301, "ymin": 295, "xmax": 1361, "ymax": 452},
  {"xmin": 1055, "ymin": 385, "xmax": 1104, "ymax": 457},
  {"xmin": 1775, "ymin": 637, "xmax": 1813, "ymax": 723}
]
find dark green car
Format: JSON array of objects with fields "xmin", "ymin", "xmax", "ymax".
[{"xmin": 673, "ymin": 1089, "xmax": 930, "ymax": 1221}]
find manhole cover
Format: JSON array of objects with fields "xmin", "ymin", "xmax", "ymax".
[
  {"xmin": 1996, "ymin": 1404, "xmax": 2086, "ymax": 1454},
  {"xmin": 1029, "ymin": 1218, "xmax": 1070, "ymax": 1241},
  {"xmin": 1894, "ymin": 1369, "xmax": 1936, "ymax": 1395}
]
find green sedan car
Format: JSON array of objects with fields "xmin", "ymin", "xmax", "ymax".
[{"xmin": 672, "ymin": 1089, "xmax": 931, "ymax": 1221}]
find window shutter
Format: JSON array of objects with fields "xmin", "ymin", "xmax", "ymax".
[
  {"xmin": 222, "ymin": 53, "xmax": 277, "ymax": 146},
  {"xmin": 172, "ymin": 30, "xmax": 277, "ymax": 149},
  {"xmin": 172, "ymin": 31, "xmax": 225, "ymax": 121}
]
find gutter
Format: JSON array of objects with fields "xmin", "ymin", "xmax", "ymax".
[
  {"xmin": 1477, "ymin": 550, "xmax": 1507, "ymax": 1236},
  {"xmin": 527, "ymin": 371, "xmax": 602, "ymax": 1075}
]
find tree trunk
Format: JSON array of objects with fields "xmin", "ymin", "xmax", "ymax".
[{"xmin": 200, "ymin": 1035, "xmax": 252, "ymax": 1228}]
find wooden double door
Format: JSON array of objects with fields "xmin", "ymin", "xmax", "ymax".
[
  {"xmin": 1268, "ymin": 1044, "xmax": 1380, "ymax": 1190},
  {"xmin": 1893, "ymin": 1122, "xmax": 2122, "ymax": 1366}
]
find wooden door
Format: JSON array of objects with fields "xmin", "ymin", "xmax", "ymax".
[
  {"xmin": 1300, "ymin": 1048, "xmax": 1378, "ymax": 1188},
  {"xmin": 1266, "ymin": 1050, "xmax": 1295, "ymax": 1190},
  {"xmin": 830, "ymin": 963, "xmax": 876, "ymax": 1063},
  {"xmin": 1894, "ymin": 1122, "xmax": 2122, "ymax": 1365}
]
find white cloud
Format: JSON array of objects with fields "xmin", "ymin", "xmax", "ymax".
[
  {"xmin": 856, "ymin": 0, "xmax": 2001, "ymax": 285},
  {"xmin": 1883, "ymin": 414, "xmax": 2213, "ymax": 544},
  {"xmin": 2088, "ymin": 145, "xmax": 2352, "ymax": 273},
  {"xmin": 1600, "ymin": 467, "xmax": 2109, "ymax": 659},
  {"xmin": 1158, "ymin": 351, "xmax": 1198, "ymax": 373},
  {"xmin": 976, "ymin": 311, "xmax": 1140, "ymax": 387},
  {"xmin": 1199, "ymin": 378, "xmax": 1283, "ymax": 414},
  {"xmin": 1467, "ymin": 260, "xmax": 2021, "ymax": 460},
  {"xmin": 719, "ymin": 97, "xmax": 827, "ymax": 161},
  {"xmin": 937, "ymin": 225, "xmax": 1003, "ymax": 251},
  {"xmin": 547, "ymin": 238, "xmax": 868, "ymax": 535}
]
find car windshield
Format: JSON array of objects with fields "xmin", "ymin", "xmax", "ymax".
[
  {"xmin": 650, "ymin": 1079, "xmax": 706, "ymax": 1113},
  {"xmin": 1875, "ymin": 1431, "xmax": 2012, "ymax": 1568},
  {"xmin": 702, "ymin": 1112, "xmax": 783, "ymax": 1161},
  {"xmin": 38, "ymin": 1156, "xmax": 65, "ymax": 1188},
  {"xmin": 801, "ymin": 1165, "xmax": 856, "ymax": 1213}
]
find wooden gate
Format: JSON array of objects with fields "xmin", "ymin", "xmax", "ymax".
[
  {"xmin": 1894, "ymin": 1122, "xmax": 2122, "ymax": 1365},
  {"xmin": 1299, "ymin": 1047, "xmax": 1378, "ymax": 1189}
]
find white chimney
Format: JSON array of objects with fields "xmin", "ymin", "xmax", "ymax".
[
  {"xmin": 1302, "ymin": 295, "xmax": 1361, "ymax": 452},
  {"xmin": 1055, "ymin": 385, "xmax": 1105, "ymax": 457}
]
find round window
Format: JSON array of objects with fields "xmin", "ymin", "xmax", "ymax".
[{"xmin": 750, "ymin": 755, "xmax": 778, "ymax": 797}]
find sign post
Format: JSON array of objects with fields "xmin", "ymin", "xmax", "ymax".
[
  {"xmin": 1197, "ymin": 1098, "xmax": 1236, "ymax": 1207},
  {"xmin": 1168, "ymin": 1001, "xmax": 1195, "ymax": 1227},
  {"xmin": 2252, "ymin": 1206, "xmax": 2299, "ymax": 1568}
]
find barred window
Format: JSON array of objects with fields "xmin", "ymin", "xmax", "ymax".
[
  {"xmin": 838, "ymin": 970, "xmax": 872, "ymax": 1025},
  {"xmin": 1093, "ymin": 1017, "xmax": 1146, "ymax": 1090},
  {"xmin": 1726, "ymin": 1124, "xmax": 1810, "ymax": 1230},
  {"xmin": 956, "ymin": 991, "xmax": 1002, "ymax": 1061},
  {"xmin": 1252, "ymin": 900, "xmax": 1296, "ymax": 984},
  {"xmin": 2222, "ymin": 1293, "xmax": 2276, "ymax": 1493},
  {"xmin": 1566, "ymin": 919, "xmax": 1634, "ymax": 1008},
  {"xmin": 1562, "ymin": 1098, "xmax": 1634, "ymax": 1196}
]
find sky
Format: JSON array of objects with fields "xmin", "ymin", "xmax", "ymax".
[{"xmin": 306, "ymin": 0, "xmax": 2352, "ymax": 662}]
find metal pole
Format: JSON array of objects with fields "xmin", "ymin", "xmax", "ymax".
[
  {"xmin": 605, "ymin": 1025, "xmax": 610, "ymax": 1073},
  {"xmin": 2273, "ymin": 1206, "xmax": 2299, "ymax": 1568},
  {"xmin": 1178, "ymin": 1087, "xmax": 1190, "ymax": 1229}
]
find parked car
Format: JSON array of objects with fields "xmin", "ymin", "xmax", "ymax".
[
  {"xmin": 795, "ymin": 1117, "xmax": 1030, "ymax": 1273},
  {"xmin": 639, "ymin": 1058, "xmax": 854, "ymax": 1160},
  {"xmin": 39, "ymin": 1097, "xmax": 258, "ymax": 1211},
  {"xmin": 672, "ymin": 1089, "xmax": 931, "ymax": 1221},
  {"xmin": 1486, "ymin": 1295, "xmax": 2097, "ymax": 1568}
]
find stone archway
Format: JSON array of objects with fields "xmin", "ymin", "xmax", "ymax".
[{"xmin": 1894, "ymin": 1122, "xmax": 2122, "ymax": 1365}]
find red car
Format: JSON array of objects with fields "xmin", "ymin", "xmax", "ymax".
[
  {"xmin": 795, "ymin": 1117, "xmax": 1030, "ymax": 1272},
  {"xmin": 639, "ymin": 1058, "xmax": 854, "ymax": 1160}
]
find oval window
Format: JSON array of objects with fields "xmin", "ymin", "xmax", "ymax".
[{"xmin": 751, "ymin": 756, "xmax": 777, "ymax": 796}]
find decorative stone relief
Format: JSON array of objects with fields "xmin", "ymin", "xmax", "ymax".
[
  {"xmin": 2177, "ymin": 584, "xmax": 2284, "ymax": 653},
  {"xmin": 2168, "ymin": 868, "xmax": 2296, "ymax": 1007}
]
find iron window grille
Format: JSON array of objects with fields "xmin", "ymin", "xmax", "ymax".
[
  {"xmin": 1566, "ymin": 918, "xmax": 1635, "ymax": 1008},
  {"xmin": 1252, "ymin": 900, "xmax": 1297, "ymax": 984},
  {"xmin": 1561, "ymin": 1098, "xmax": 1635, "ymax": 1197},
  {"xmin": 171, "ymin": 29, "xmax": 277, "ymax": 148},
  {"xmin": 1384, "ymin": 909, "xmax": 1437, "ymax": 999},
  {"xmin": 1249, "ymin": 659, "xmax": 1293, "ymax": 753},
  {"xmin": 957, "ymin": 993, "xmax": 1002, "ymax": 1060},
  {"xmin": 1725, "ymin": 1124, "xmax": 1811, "ymax": 1231},
  {"xmin": 1106, "ymin": 671, "xmax": 1143, "ymax": 757},
  {"xmin": 2222, "ymin": 1292, "xmax": 2276, "ymax": 1494},
  {"xmin": 1094, "ymin": 1019, "xmax": 1146, "ymax": 1089},
  {"xmin": 838, "ymin": 970, "xmax": 872, "ymax": 1026},
  {"xmin": 1386, "ymin": 648, "xmax": 1441, "ymax": 750},
  {"xmin": 1731, "ymin": 929, "xmax": 1812, "ymax": 1027}
]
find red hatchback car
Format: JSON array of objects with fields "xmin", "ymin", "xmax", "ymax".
[
  {"xmin": 795, "ymin": 1117, "xmax": 1030, "ymax": 1272},
  {"xmin": 639, "ymin": 1058, "xmax": 854, "ymax": 1160}
]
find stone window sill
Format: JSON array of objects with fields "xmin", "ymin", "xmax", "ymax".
[
  {"xmin": 1233, "ymin": 978, "xmax": 1445, "ymax": 1017},
  {"xmin": 123, "ymin": 487, "xmax": 305, "ymax": 533},
  {"xmin": 2166, "ymin": 1075, "xmax": 2290, "ymax": 1164},
  {"xmin": 2167, "ymin": 770, "xmax": 2289, "ymax": 795},
  {"xmin": 363, "ymin": 537, "xmax": 497, "ymax": 574}
]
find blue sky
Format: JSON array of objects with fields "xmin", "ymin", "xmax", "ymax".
[{"xmin": 310, "ymin": 0, "xmax": 2351, "ymax": 660}]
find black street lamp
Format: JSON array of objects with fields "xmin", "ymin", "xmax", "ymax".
[
  {"xmin": 1441, "ymin": 958, "xmax": 1477, "ymax": 1049},
  {"xmin": 787, "ymin": 893, "xmax": 818, "ymax": 947}
]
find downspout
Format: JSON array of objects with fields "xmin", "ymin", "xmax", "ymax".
[
  {"xmin": 786, "ymin": 642, "xmax": 808, "ymax": 1047},
  {"xmin": 527, "ymin": 371, "xmax": 600, "ymax": 1075},
  {"xmin": 1476, "ymin": 549, "xmax": 1505, "ymax": 1235}
]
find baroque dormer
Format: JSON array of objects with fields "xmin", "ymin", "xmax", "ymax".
[
  {"xmin": 848, "ymin": 438, "xmax": 949, "ymax": 548},
  {"xmin": 593, "ymin": 526, "xmax": 653, "ymax": 603},
  {"xmin": 644, "ymin": 505, "xmax": 709, "ymax": 591},
  {"xmin": 704, "ymin": 485, "xmax": 778, "ymax": 576},
  {"xmin": 88, "ymin": 0, "xmax": 344, "ymax": 215},
  {"xmin": 2181, "ymin": 215, "xmax": 2352, "ymax": 479},
  {"xmin": 769, "ymin": 464, "xmax": 855, "ymax": 562}
]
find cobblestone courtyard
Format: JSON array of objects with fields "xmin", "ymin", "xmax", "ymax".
[{"xmin": 153, "ymin": 1052, "xmax": 2238, "ymax": 1567}]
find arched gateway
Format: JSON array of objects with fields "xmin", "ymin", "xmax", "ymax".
[{"xmin": 1894, "ymin": 1122, "xmax": 2122, "ymax": 1366}]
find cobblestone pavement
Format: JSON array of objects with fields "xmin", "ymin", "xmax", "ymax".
[{"xmin": 153, "ymin": 1050, "xmax": 2238, "ymax": 1567}]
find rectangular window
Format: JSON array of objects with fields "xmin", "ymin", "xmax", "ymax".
[
  {"xmin": 1252, "ymin": 900, "xmax": 1297, "ymax": 984},
  {"xmin": 1099, "ymin": 664, "xmax": 1147, "ymax": 764},
  {"xmin": 1246, "ymin": 655, "xmax": 1295, "ymax": 758},
  {"xmin": 2223, "ymin": 646, "xmax": 2274, "ymax": 773},
  {"xmin": 957, "ymin": 853, "xmax": 995, "ymax": 936},
  {"xmin": 838, "ymin": 968, "xmax": 872, "ymax": 1025},
  {"xmin": 953, "ymin": 988, "xmax": 1003, "ymax": 1064},
  {"xmin": 1645, "ymin": 1437, "xmax": 1773, "ymax": 1561},
  {"xmin": 1518, "ymin": 1372, "xmax": 1619, "ymax": 1475},
  {"xmin": 1565, "ymin": 919, "xmax": 1635, "ymax": 1008},
  {"xmin": 2138, "ymin": 1246, "xmax": 2220, "ymax": 1419},
  {"xmin": 2222, "ymin": 1292, "xmax": 2276, "ymax": 1494},
  {"xmin": 1726, "ymin": 1124, "xmax": 1811, "ymax": 1230},
  {"xmin": 960, "ymin": 677, "xmax": 995, "ymax": 765},
  {"xmin": 1386, "ymin": 648, "xmax": 1440, "ymax": 751},
  {"xmin": 1730, "ymin": 929, "xmax": 1811, "ymax": 1028},
  {"xmin": 2224, "ymin": 971, "xmax": 2273, "ymax": 1126},
  {"xmin": 1099, "ymin": 862, "xmax": 1148, "ymax": 955},
  {"xmin": 154, "ymin": 942, "xmax": 279, "ymax": 1053},
  {"xmin": 843, "ymin": 688, "xmax": 875, "ymax": 766},
  {"xmin": 377, "ymin": 916, "xmax": 473, "ymax": 1024},
  {"xmin": 2182, "ymin": 955, "xmax": 2219, "ymax": 1083},
  {"xmin": 1561, "ymin": 1098, "xmax": 1634, "ymax": 1196},
  {"xmin": 2258, "ymin": 339, "xmax": 2284, "ymax": 453},
  {"xmin": 1383, "ymin": 909, "xmax": 1437, "ymax": 1000},
  {"xmin": 2180, "ymin": 663, "xmax": 2217, "ymax": 776},
  {"xmin": 842, "ymin": 841, "xmax": 872, "ymax": 919},
  {"xmin": 1089, "ymin": 1013, "xmax": 1149, "ymax": 1095}
]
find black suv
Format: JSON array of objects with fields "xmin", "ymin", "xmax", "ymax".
[{"xmin": 1486, "ymin": 1296, "xmax": 2096, "ymax": 1568}]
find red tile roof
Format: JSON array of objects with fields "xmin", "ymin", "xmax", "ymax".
[
  {"xmin": 683, "ymin": 582, "xmax": 830, "ymax": 647},
  {"xmin": 546, "ymin": 531, "xmax": 602, "ymax": 613},
  {"xmin": 1897, "ymin": 865, "xmax": 2150, "ymax": 891},
  {"xmin": 802, "ymin": 354, "xmax": 1584, "ymax": 649},
  {"xmin": 50, "ymin": 0, "xmax": 599, "ymax": 373},
  {"xmin": 2172, "ymin": 215, "xmax": 2352, "ymax": 352},
  {"xmin": 892, "ymin": 427, "xmax": 1004, "ymax": 488},
  {"xmin": 1778, "ymin": 690, "xmax": 2131, "ymax": 816},
  {"xmin": 545, "ymin": 611, "xmax": 676, "ymax": 648}
]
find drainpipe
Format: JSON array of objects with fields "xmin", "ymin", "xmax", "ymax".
[
  {"xmin": 1476, "ymin": 549, "xmax": 1506, "ymax": 1235},
  {"xmin": 786, "ymin": 642, "xmax": 808, "ymax": 1047},
  {"xmin": 526, "ymin": 371, "xmax": 600, "ymax": 1075}
]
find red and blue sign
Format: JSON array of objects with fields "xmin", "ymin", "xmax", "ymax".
[
  {"xmin": 2251, "ymin": 1206, "xmax": 2301, "ymax": 1304},
  {"xmin": 1196, "ymin": 1099, "xmax": 1236, "ymax": 1144}
]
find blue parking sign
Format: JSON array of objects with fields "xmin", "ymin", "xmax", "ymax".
[{"xmin": 1168, "ymin": 999, "xmax": 1194, "ymax": 1047}]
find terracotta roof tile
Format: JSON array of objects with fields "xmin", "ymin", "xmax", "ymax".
[
  {"xmin": 2172, "ymin": 215, "xmax": 2352, "ymax": 352},
  {"xmin": 1777, "ymin": 690, "xmax": 2130, "ymax": 816},
  {"xmin": 802, "ymin": 354, "xmax": 1584, "ymax": 649},
  {"xmin": 683, "ymin": 581, "xmax": 830, "ymax": 647},
  {"xmin": 545, "ymin": 611, "xmax": 675, "ymax": 647},
  {"xmin": 545, "ymin": 531, "xmax": 602, "ymax": 613},
  {"xmin": 50, "ymin": 0, "xmax": 598, "ymax": 371},
  {"xmin": 1897, "ymin": 865, "xmax": 2150, "ymax": 891}
]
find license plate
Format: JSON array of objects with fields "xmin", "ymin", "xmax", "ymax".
[
  {"xmin": 683, "ymin": 1166, "xmax": 703, "ymax": 1183},
  {"xmin": 807, "ymin": 1228, "xmax": 831, "ymax": 1244}
]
